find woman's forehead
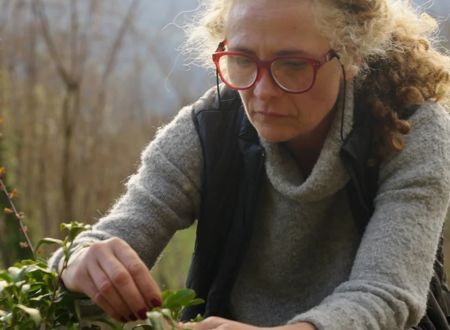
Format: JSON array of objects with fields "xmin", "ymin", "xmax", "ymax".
[{"xmin": 225, "ymin": 0, "xmax": 329, "ymax": 54}]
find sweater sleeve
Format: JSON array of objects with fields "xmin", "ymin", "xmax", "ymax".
[
  {"xmin": 49, "ymin": 105, "xmax": 202, "ymax": 270},
  {"xmin": 288, "ymin": 102, "xmax": 450, "ymax": 330}
]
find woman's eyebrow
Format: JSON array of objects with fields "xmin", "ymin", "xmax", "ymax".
[
  {"xmin": 227, "ymin": 45, "xmax": 311, "ymax": 57},
  {"xmin": 227, "ymin": 45, "xmax": 255, "ymax": 54},
  {"xmin": 275, "ymin": 49, "xmax": 311, "ymax": 56}
]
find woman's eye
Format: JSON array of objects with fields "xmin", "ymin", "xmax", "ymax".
[
  {"xmin": 231, "ymin": 56, "xmax": 253, "ymax": 66},
  {"xmin": 281, "ymin": 60, "xmax": 308, "ymax": 70}
]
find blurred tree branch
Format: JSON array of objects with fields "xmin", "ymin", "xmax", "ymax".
[{"xmin": 32, "ymin": 0, "xmax": 140, "ymax": 220}]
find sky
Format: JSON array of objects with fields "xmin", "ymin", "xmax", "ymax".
[
  {"xmin": 135, "ymin": 0, "xmax": 212, "ymax": 113},
  {"xmin": 413, "ymin": 0, "xmax": 450, "ymax": 46},
  {"xmin": 413, "ymin": 0, "xmax": 450, "ymax": 17}
]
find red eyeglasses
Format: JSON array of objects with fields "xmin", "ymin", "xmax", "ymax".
[{"xmin": 212, "ymin": 40, "xmax": 338, "ymax": 94}]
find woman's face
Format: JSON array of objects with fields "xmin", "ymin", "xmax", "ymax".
[{"xmin": 225, "ymin": 0, "xmax": 343, "ymax": 143}]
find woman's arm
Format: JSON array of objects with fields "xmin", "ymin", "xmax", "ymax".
[{"xmin": 49, "ymin": 104, "xmax": 203, "ymax": 321}]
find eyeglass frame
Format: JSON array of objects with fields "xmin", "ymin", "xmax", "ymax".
[{"xmin": 212, "ymin": 40, "xmax": 340, "ymax": 94}]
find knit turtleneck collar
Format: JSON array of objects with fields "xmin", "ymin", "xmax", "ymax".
[{"xmin": 261, "ymin": 80, "xmax": 355, "ymax": 202}]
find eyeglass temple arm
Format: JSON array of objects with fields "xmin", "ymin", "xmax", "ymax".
[
  {"xmin": 215, "ymin": 40, "xmax": 227, "ymax": 52},
  {"xmin": 328, "ymin": 50, "xmax": 340, "ymax": 61}
]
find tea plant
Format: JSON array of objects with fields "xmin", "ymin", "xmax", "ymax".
[
  {"xmin": 0, "ymin": 169, "xmax": 204, "ymax": 329},
  {"xmin": 0, "ymin": 221, "xmax": 98, "ymax": 329},
  {"xmin": 145, "ymin": 289, "xmax": 204, "ymax": 330}
]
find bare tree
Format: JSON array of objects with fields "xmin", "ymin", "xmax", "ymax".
[
  {"xmin": 32, "ymin": 0, "xmax": 139, "ymax": 222},
  {"xmin": 0, "ymin": 0, "xmax": 201, "ymax": 287}
]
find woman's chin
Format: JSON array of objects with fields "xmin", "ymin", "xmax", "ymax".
[{"xmin": 256, "ymin": 129, "xmax": 293, "ymax": 143}]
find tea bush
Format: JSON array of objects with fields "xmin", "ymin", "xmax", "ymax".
[{"xmin": 0, "ymin": 172, "xmax": 203, "ymax": 329}]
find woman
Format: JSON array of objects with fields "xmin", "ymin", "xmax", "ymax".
[{"xmin": 50, "ymin": 0, "xmax": 450, "ymax": 329}]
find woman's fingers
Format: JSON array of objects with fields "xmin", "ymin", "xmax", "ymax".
[
  {"xmin": 62, "ymin": 247, "xmax": 127, "ymax": 322},
  {"xmin": 87, "ymin": 256, "xmax": 133, "ymax": 321},
  {"xmin": 97, "ymin": 242, "xmax": 150, "ymax": 319},
  {"xmin": 179, "ymin": 321, "xmax": 197, "ymax": 329},
  {"xmin": 61, "ymin": 247, "xmax": 90, "ymax": 293},
  {"xmin": 86, "ymin": 275, "xmax": 128, "ymax": 322},
  {"xmin": 112, "ymin": 239, "xmax": 162, "ymax": 308},
  {"xmin": 188, "ymin": 317, "xmax": 227, "ymax": 330},
  {"xmin": 182, "ymin": 317, "xmax": 264, "ymax": 330}
]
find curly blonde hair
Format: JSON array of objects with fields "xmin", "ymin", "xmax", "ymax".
[{"xmin": 183, "ymin": 0, "xmax": 450, "ymax": 162}]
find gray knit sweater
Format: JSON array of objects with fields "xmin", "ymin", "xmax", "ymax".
[{"xmin": 49, "ymin": 84, "xmax": 450, "ymax": 330}]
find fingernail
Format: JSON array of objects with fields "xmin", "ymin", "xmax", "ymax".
[
  {"xmin": 151, "ymin": 298, "xmax": 162, "ymax": 307},
  {"xmin": 129, "ymin": 314, "xmax": 138, "ymax": 322},
  {"xmin": 138, "ymin": 308, "xmax": 148, "ymax": 320}
]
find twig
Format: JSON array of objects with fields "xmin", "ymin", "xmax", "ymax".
[
  {"xmin": 43, "ymin": 239, "xmax": 75, "ymax": 328},
  {"xmin": 0, "ymin": 174, "xmax": 35, "ymax": 259},
  {"xmin": 32, "ymin": 0, "xmax": 74, "ymax": 88}
]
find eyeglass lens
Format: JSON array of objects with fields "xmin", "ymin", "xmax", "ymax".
[{"xmin": 218, "ymin": 54, "xmax": 315, "ymax": 92}]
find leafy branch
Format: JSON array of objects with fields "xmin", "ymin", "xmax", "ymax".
[
  {"xmin": 0, "ymin": 222, "xmax": 93, "ymax": 328},
  {"xmin": 0, "ymin": 218, "xmax": 204, "ymax": 329},
  {"xmin": 0, "ymin": 164, "xmax": 203, "ymax": 329}
]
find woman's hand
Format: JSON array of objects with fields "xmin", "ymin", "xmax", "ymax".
[
  {"xmin": 61, "ymin": 237, "xmax": 162, "ymax": 323},
  {"xmin": 181, "ymin": 317, "xmax": 317, "ymax": 330},
  {"xmin": 181, "ymin": 317, "xmax": 264, "ymax": 330}
]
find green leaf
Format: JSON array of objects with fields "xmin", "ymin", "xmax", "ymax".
[
  {"xmin": 60, "ymin": 222, "xmax": 91, "ymax": 241},
  {"xmin": 160, "ymin": 308, "xmax": 178, "ymax": 330},
  {"xmin": 88, "ymin": 317, "xmax": 123, "ymax": 330},
  {"xmin": 16, "ymin": 304, "xmax": 42, "ymax": 326},
  {"xmin": 0, "ymin": 280, "xmax": 8, "ymax": 293},
  {"xmin": 24, "ymin": 264, "xmax": 54, "ymax": 276},
  {"xmin": 160, "ymin": 308, "xmax": 172, "ymax": 319},
  {"xmin": 147, "ymin": 311, "xmax": 166, "ymax": 330},
  {"xmin": 0, "ymin": 311, "xmax": 12, "ymax": 324},
  {"xmin": 163, "ymin": 289, "xmax": 196, "ymax": 309},
  {"xmin": 131, "ymin": 325, "xmax": 153, "ymax": 330},
  {"xmin": 21, "ymin": 283, "xmax": 30, "ymax": 293},
  {"xmin": 7, "ymin": 266, "xmax": 21, "ymax": 279},
  {"xmin": 191, "ymin": 313, "xmax": 204, "ymax": 322},
  {"xmin": 35, "ymin": 238, "xmax": 64, "ymax": 255},
  {"xmin": 0, "ymin": 272, "xmax": 11, "ymax": 282},
  {"xmin": 161, "ymin": 290, "xmax": 174, "ymax": 302},
  {"xmin": 184, "ymin": 298, "xmax": 204, "ymax": 307}
]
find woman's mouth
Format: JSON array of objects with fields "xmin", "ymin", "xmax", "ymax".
[{"xmin": 254, "ymin": 110, "xmax": 290, "ymax": 118}]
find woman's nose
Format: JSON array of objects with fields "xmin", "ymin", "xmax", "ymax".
[{"xmin": 252, "ymin": 69, "xmax": 283, "ymax": 99}]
